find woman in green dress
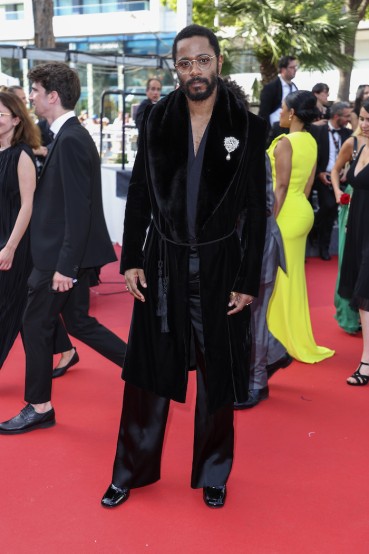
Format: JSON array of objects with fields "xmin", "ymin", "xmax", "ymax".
[{"xmin": 331, "ymin": 129, "xmax": 369, "ymax": 334}]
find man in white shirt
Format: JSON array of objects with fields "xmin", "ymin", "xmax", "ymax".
[{"xmin": 311, "ymin": 102, "xmax": 352, "ymax": 260}]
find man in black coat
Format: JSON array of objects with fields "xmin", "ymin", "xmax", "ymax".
[
  {"xmin": 259, "ymin": 55, "xmax": 298, "ymax": 134},
  {"xmin": 134, "ymin": 77, "xmax": 162, "ymax": 132},
  {"xmin": 310, "ymin": 102, "xmax": 352, "ymax": 260},
  {"xmin": 101, "ymin": 24, "xmax": 267, "ymax": 509},
  {"xmin": 0, "ymin": 62, "xmax": 119, "ymax": 434}
]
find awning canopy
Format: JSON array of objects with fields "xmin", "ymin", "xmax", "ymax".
[{"xmin": 0, "ymin": 44, "xmax": 169, "ymax": 69}]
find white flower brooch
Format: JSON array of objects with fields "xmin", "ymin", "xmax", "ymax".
[{"xmin": 224, "ymin": 136, "xmax": 239, "ymax": 161}]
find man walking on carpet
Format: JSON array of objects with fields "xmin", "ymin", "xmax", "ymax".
[
  {"xmin": 101, "ymin": 24, "xmax": 267, "ymax": 509},
  {"xmin": 0, "ymin": 62, "xmax": 120, "ymax": 434}
]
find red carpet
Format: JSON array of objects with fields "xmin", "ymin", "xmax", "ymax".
[{"xmin": 1, "ymin": 252, "xmax": 369, "ymax": 553}]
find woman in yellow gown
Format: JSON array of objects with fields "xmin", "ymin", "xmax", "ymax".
[{"xmin": 267, "ymin": 90, "xmax": 335, "ymax": 363}]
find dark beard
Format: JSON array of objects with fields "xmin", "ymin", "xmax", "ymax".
[{"xmin": 180, "ymin": 74, "xmax": 218, "ymax": 101}]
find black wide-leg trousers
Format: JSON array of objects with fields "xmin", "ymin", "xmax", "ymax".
[{"xmin": 112, "ymin": 254, "xmax": 234, "ymax": 489}]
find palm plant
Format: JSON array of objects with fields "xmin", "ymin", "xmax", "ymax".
[{"xmin": 219, "ymin": 0, "xmax": 356, "ymax": 84}]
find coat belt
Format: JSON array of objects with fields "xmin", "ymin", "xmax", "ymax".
[{"xmin": 152, "ymin": 222, "xmax": 237, "ymax": 334}]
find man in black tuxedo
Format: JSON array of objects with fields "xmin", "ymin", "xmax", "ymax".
[
  {"xmin": 0, "ymin": 62, "xmax": 119, "ymax": 435},
  {"xmin": 259, "ymin": 55, "xmax": 298, "ymax": 134},
  {"xmin": 310, "ymin": 102, "xmax": 352, "ymax": 260}
]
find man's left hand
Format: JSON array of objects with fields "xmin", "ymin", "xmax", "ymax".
[
  {"xmin": 52, "ymin": 271, "xmax": 74, "ymax": 292},
  {"xmin": 227, "ymin": 292, "xmax": 254, "ymax": 315}
]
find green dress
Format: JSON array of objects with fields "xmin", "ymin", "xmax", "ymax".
[{"xmin": 334, "ymin": 184, "xmax": 360, "ymax": 334}]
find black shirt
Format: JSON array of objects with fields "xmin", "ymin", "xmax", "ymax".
[{"xmin": 187, "ymin": 121, "xmax": 209, "ymax": 241}]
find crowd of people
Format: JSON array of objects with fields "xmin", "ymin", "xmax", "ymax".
[
  {"xmin": 1, "ymin": 24, "xmax": 369, "ymax": 511},
  {"xmin": 257, "ymin": 57, "xmax": 369, "ymax": 395}
]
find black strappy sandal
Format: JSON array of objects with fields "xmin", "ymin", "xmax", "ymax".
[{"xmin": 347, "ymin": 362, "xmax": 369, "ymax": 386}]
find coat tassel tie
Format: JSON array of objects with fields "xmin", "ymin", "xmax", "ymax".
[{"xmin": 152, "ymin": 221, "xmax": 237, "ymax": 334}]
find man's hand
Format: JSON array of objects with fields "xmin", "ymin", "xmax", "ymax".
[
  {"xmin": 125, "ymin": 268, "xmax": 147, "ymax": 302},
  {"xmin": 319, "ymin": 172, "xmax": 331, "ymax": 186},
  {"xmin": 227, "ymin": 291, "xmax": 254, "ymax": 315},
  {"xmin": 52, "ymin": 271, "xmax": 74, "ymax": 292}
]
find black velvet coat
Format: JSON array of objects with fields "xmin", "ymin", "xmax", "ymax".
[{"xmin": 121, "ymin": 80, "xmax": 267, "ymax": 413}]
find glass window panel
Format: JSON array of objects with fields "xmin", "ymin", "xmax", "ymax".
[
  {"xmin": 2, "ymin": 3, "xmax": 24, "ymax": 20},
  {"xmin": 101, "ymin": 0, "xmax": 117, "ymax": 12},
  {"xmin": 54, "ymin": 1, "xmax": 81, "ymax": 16}
]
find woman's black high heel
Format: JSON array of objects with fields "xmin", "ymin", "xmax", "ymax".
[{"xmin": 347, "ymin": 362, "xmax": 369, "ymax": 386}]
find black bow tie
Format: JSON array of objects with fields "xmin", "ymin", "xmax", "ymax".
[{"xmin": 330, "ymin": 128, "xmax": 344, "ymax": 137}]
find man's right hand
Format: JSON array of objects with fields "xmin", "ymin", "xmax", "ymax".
[
  {"xmin": 125, "ymin": 268, "xmax": 147, "ymax": 302},
  {"xmin": 319, "ymin": 172, "xmax": 331, "ymax": 186}
]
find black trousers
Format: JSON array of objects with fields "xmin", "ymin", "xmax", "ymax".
[
  {"xmin": 53, "ymin": 270, "xmax": 126, "ymax": 367},
  {"xmin": 111, "ymin": 253, "xmax": 234, "ymax": 489},
  {"xmin": 23, "ymin": 269, "xmax": 126, "ymax": 404},
  {"xmin": 315, "ymin": 182, "xmax": 338, "ymax": 250}
]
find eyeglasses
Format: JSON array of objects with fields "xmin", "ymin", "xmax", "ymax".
[
  {"xmin": 287, "ymin": 65, "xmax": 299, "ymax": 70},
  {"xmin": 0, "ymin": 112, "xmax": 11, "ymax": 118},
  {"xmin": 175, "ymin": 55, "xmax": 216, "ymax": 74}
]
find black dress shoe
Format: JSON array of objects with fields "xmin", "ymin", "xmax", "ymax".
[
  {"xmin": 233, "ymin": 386, "xmax": 269, "ymax": 410},
  {"xmin": 101, "ymin": 484, "xmax": 130, "ymax": 508},
  {"xmin": 203, "ymin": 486, "xmax": 227, "ymax": 508},
  {"xmin": 319, "ymin": 248, "xmax": 331, "ymax": 261},
  {"xmin": 53, "ymin": 347, "xmax": 79, "ymax": 378},
  {"xmin": 267, "ymin": 353, "xmax": 293, "ymax": 379},
  {"xmin": 0, "ymin": 404, "xmax": 55, "ymax": 435}
]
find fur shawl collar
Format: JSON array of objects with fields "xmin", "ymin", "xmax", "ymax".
[{"xmin": 144, "ymin": 79, "xmax": 250, "ymax": 242}]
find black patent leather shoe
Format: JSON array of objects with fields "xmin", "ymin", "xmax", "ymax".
[
  {"xmin": 267, "ymin": 353, "xmax": 293, "ymax": 379},
  {"xmin": 203, "ymin": 486, "xmax": 227, "ymax": 508},
  {"xmin": 0, "ymin": 404, "xmax": 56, "ymax": 435},
  {"xmin": 53, "ymin": 347, "xmax": 79, "ymax": 378},
  {"xmin": 319, "ymin": 248, "xmax": 331, "ymax": 261},
  {"xmin": 101, "ymin": 484, "xmax": 130, "ymax": 508},
  {"xmin": 233, "ymin": 386, "xmax": 269, "ymax": 410}
]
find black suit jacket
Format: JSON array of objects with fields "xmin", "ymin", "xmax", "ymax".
[
  {"xmin": 31, "ymin": 116, "xmax": 116, "ymax": 277},
  {"xmin": 311, "ymin": 123, "xmax": 352, "ymax": 176},
  {"xmin": 259, "ymin": 77, "xmax": 298, "ymax": 134},
  {"xmin": 135, "ymin": 98, "xmax": 152, "ymax": 133},
  {"xmin": 259, "ymin": 78, "xmax": 283, "ymax": 127}
]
